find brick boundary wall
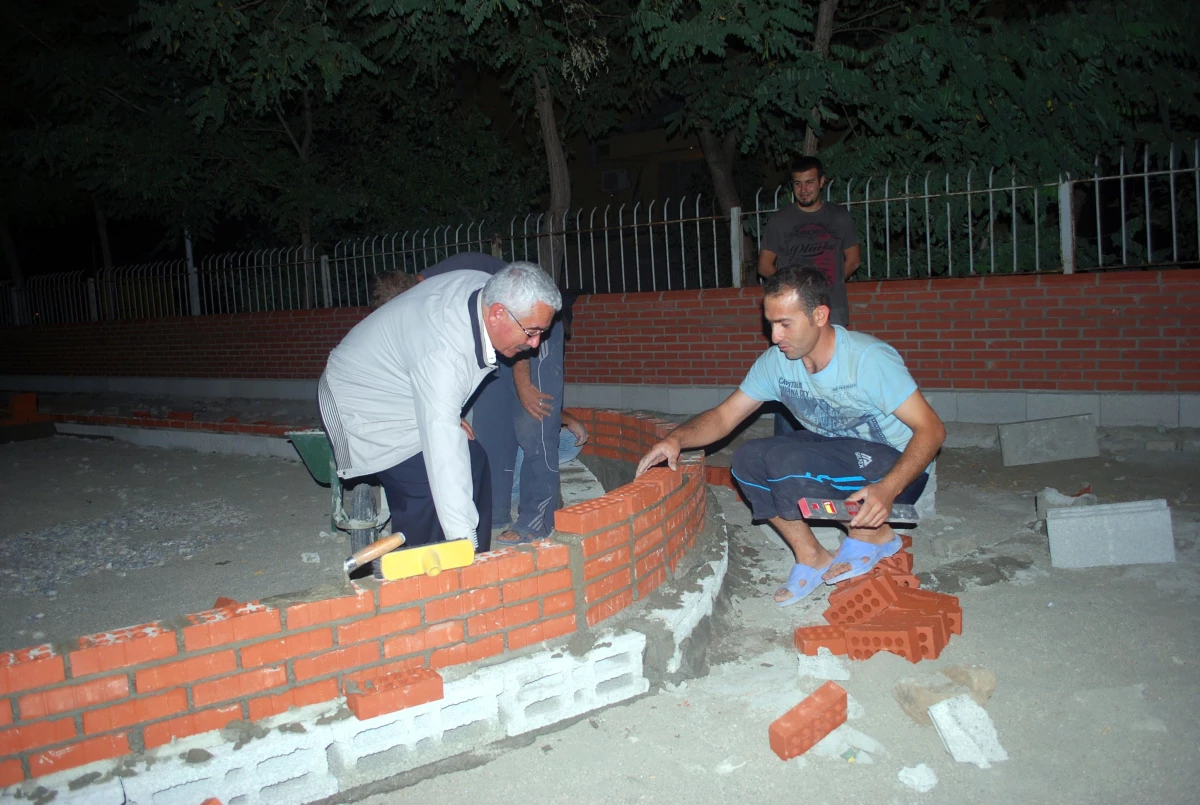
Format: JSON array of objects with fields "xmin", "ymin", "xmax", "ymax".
[
  {"xmin": 0, "ymin": 408, "xmax": 707, "ymax": 787},
  {"xmin": 1, "ymin": 269, "xmax": 1196, "ymax": 393}
]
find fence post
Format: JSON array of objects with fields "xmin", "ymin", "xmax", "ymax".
[
  {"xmin": 185, "ymin": 231, "xmax": 201, "ymax": 314},
  {"xmin": 8, "ymin": 284, "xmax": 22, "ymax": 326},
  {"xmin": 86, "ymin": 278, "xmax": 99, "ymax": 321},
  {"xmin": 321, "ymin": 255, "xmax": 332, "ymax": 307},
  {"xmin": 1058, "ymin": 177, "xmax": 1075, "ymax": 274},
  {"xmin": 730, "ymin": 206, "xmax": 743, "ymax": 288}
]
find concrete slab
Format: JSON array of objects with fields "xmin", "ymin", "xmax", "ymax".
[
  {"xmin": 1047, "ymin": 499, "xmax": 1175, "ymax": 569},
  {"xmin": 1026, "ymin": 392, "xmax": 1101, "ymax": 422},
  {"xmin": 954, "ymin": 392, "xmax": 1027, "ymax": 424},
  {"xmin": 55, "ymin": 422, "xmax": 301, "ymax": 461},
  {"xmin": 1100, "ymin": 394, "xmax": 1179, "ymax": 428},
  {"xmin": 1179, "ymin": 395, "xmax": 1200, "ymax": 429},
  {"xmin": 0, "ymin": 374, "xmax": 317, "ymax": 400},
  {"xmin": 923, "ymin": 390, "xmax": 957, "ymax": 422},
  {"xmin": 999, "ymin": 414, "xmax": 1099, "ymax": 466},
  {"xmin": 666, "ymin": 386, "xmax": 729, "ymax": 415},
  {"xmin": 564, "ymin": 383, "xmax": 623, "ymax": 408},
  {"xmin": 620, "ymin": 384, "xmax": 667, "ymax": 411}
]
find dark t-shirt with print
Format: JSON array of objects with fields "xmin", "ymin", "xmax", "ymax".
[{"xmin": 761, "ymin": 203, "xmax": 859, "ymax": 326}]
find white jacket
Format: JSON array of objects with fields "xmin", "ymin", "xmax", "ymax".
[{"xmin": 319, "ymin": 270, "xmax": 497, "ymax": 543}]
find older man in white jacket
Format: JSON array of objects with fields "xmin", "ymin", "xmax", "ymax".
[{"xmin": 318, "ymin": 262, "xmax": 562, "ymax": 552}]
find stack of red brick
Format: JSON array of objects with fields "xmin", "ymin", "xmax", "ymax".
[
  {"xmin": 794, "ymin": 535, "xmax": 963, "ymax": 664},
  {"xmin": 0, "ymin": 393, "xmax": 51, "ymax": 427}
]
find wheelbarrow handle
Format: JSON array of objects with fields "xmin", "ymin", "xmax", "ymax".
[{"xmin": 344, "ymin": 533, "xmax": 406, "ymax": 574}]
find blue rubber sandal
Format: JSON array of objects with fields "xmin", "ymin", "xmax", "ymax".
[
  {"xmin": 775, "ymin": 562, "xmax": 830, "ymax": 608},
  {"xmin": 823, "ymin": 536, "xmax": 903, "ymax": 585}
]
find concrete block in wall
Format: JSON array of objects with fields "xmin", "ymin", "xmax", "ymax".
[
  {"xmin": 998, "ymin": 414, "xmax": 1099, "ymax": 466},
  {"xmin": 1181, "ymin": 395, "xmax": 1200, "ymax": 429},
  {"xmin": 1099, "ymin": 394, "xmax": 1179, "ymax": 428},
  {"xmin": 1025, "ymin": 392, "xmax": 1100, "ymax": 422},
  {"xmin": 955, "ymin": 392, "xmax": 1026, "ymax": 424},
  {"xmin": 1047, "ymin": 499, "xmax": 1175, "ymax": 569}
]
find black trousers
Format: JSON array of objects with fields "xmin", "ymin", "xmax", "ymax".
[
  {"xmin": 731, "ymin": 430, "xmax": 927, "ymax": 522},
  {"xmin": 375, "ymin": 440, "xmax": 492, "ymax": 551}
]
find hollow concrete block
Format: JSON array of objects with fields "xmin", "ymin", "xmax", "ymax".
[
  {"xmin": 1047, "ymin": 499, "xmax": 1175, "ymax": 569},
  {"xmin": 998, "ymin": 414, "xmax": 1099, "ymax": 466}
]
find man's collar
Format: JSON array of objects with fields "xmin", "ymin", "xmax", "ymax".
[{"xmin": 469, "ymin": 289, "xmax": 496, "ymax": 369}]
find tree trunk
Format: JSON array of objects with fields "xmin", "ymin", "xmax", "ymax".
[
  {"xmin": 0, "ymin": 214, "xmax": 23, "ymax": 286},
  {"xmin": 533, "ymin": 68, "xmax": 570, "ymax": 284},
  {"xmin": 698, "ymin": 123, "xmax": 756, "ymax": 285},
  {"xmin": 92, "ymin": 195, "xmax": 113, "ymax": 274},
  {"xmin": 803, "ymin": 0, "xmax": 839, "ymax": 157}
]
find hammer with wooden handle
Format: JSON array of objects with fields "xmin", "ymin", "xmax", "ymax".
[{"xmin": 343, "ymin": 533, "xmax": 405, "ymax": 574}]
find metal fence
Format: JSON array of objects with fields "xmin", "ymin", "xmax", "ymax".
[{"xmin": 4, "ymin": 141, "xmax": 1197, "ymax": 327}]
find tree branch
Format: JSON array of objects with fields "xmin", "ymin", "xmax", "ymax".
[
  {"xmin": 834, "ymin": 2, "xmax": 903, "ymax": 32},
  {"xmin": 274, "ymin": 103, "xmax": 305, "ymax": 159}
]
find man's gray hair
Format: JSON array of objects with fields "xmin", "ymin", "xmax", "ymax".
[{"xmin": 481, "ymin": 261, "xmax": 562, "ymax": 316}]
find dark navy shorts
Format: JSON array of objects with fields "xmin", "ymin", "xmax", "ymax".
[{"xmin": 730, "ymin": 430, "xmax": 928, "ymax": 521}]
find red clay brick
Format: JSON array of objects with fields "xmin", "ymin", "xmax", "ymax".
[
  {"xmin": 346, "ymin": 668, "xmax": 443, "ymax": 720},
  {"xmin": 425, "ymin": 588, "xmax": 502, "ymax": 622},
  {"xmin": 431, "ymin": 634, "xmax": 505, "ymax": 669},
  {"xmin": 501, "ymin": 577, "xmax": 540, "ymax": 603},
  {"xmin": 343, "ymin": 657, "xmax": 426, "ymax": 691},
  {"xmin": 825, "ymin": 576, "xmax": 903, "ymax": 626},
  {"xmin": 607, "ymin": 481, "xmax": 662, "ymax": 516},
  {"xmin": 284, "ymin": 588, "xmax": 374, "ymax": 629},
  {"xmin": 0, "ymin": 718, "xmax": 76, "ymax": 755},
  {"xmin": 580, "ymin": 525, "xmax": 630, "ymax": 558},
  {"xmin": 0, "ymin": 758, "xmax": 24, "ymax": 787},
  {"xmin": 382, "ymin": 621, "xmax": 464, "ymax": 658},
  {"xmin": 794, "ymin": 624, "xmax": 848, "ymax": 656},
  {"xmin": 69, "ymin": 626, "xmax": 177, "ymax": 678},
  {"xmin": 585, "ymin": 567, "xmax": 633, "ymax": 604},
  {"xmin": 248, "ymin": 678, "xmax": 339, "ymax": 721},
  {"xmin": 459, "ymin": 559, "xmax": 502, "ymax": 589},
  {"xmin": 1, "ymin": 646, "xmax": 66, "ymax": 695},
  {"xmin": 240, "ymin": 629, "xmax": 334, "ymax": 669},
  {"xmin": 532, "ymin": 541, "xmax": 569, "ymax": 569},
  {"xmin": 183, "ymin": 605, "xmax": 281, "ymax": 652},
  {"xmin": 502, "ymin": 601, "xmax": 540, "ymax": 628},
  {"xmin": 336, "ymin": 608, "xmax": 421, "ymax": 645},
  {"xmin": 83, "ymin": 688, "xmax": 188, "ymax": 734},
  {"xmin": 632, "ymin": 506, "xmax": 664, "ymax": 536},
  {"xmin": 191, "ymin": 666, "xmax": 287, "ymax": 708},
  {"xmin": 18, "ymin": 675, "xmax": 129, "ymax": 719},
  {"xmin": 583, "ymin": 545, "xmax": 631, "ymax": 581},
  {"xmin": 555, "ymin": 496, "xmax": 630, "ymax": 535},
  {"xmin": 632, "ymin": 526, "xmax": 666, "ymax": 557},
  {"xmin": 636, "ymin": 565, "xmax": 668, "ymax": 599},
  {"xmin": 142, "ymin": 704, "xmax": 243, "ymax": 749},
  {"xmin": 536, "ymin": 569, "xmax": 571, "ymax": 595},
  {"xmin": 768, "ymin": 681, "xmax": 847, "ymax": 760},
  {"xmin": 507, "ymin": 615, "xmax": 577, "ymax": 650},
  {"xmin": 492, "ymin": 550, "xmax": 536, "ymax": 580},
  {"xmin": 585, "ymin": 589, "xmax": 634, "ymax": 627},
  {"xmin": 635, "ymin": 547, "xmax": 665, "ymax": 579},
  {"xmin": 29, "ymin": 732, "xmax": 129, "ymax": 778},
  {"xmin": 0, "ymin": 699, "xmax": 11, "ymax": 727},
  {"xmin": 293, "ymin": 642, "xmax": 381, "ymax": 682},
  {"xmin": 638, "ymin": 465, "xmax": 683, "ymax": 494},
  {"xmin": 135, "ymin": 650, "xmax": 237, "ymax": 693},
  {"xmin": 466, "ymin": 609, "xmax": 505, "ymax": 638},
  {"xmin": 542, "ymin": 591, "xmax": 575, "ymax": 616}
]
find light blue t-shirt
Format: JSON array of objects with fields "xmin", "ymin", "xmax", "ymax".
[{"xmin": 740, "ymin": 326, "xmax": 919, "ymax": 453}]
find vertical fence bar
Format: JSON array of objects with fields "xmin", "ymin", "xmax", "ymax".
[
  {"xmin": 988, "ymin": 167, "xmax": 996, "ymax": 273},
  {"xmin": 923, "ymin": 174, "xmax": 931, "ymax": 277},
  {"xmin": 730, "ymin": 207, "xmax": 743, "ymax": 289},
  {"xmin": 1011, "ymin": 166, "xmax": 1018, "ymax": 273},
  {"xmin": 883, "ymin": 176, "xmax": 891, "ymax": 277},
  {"xmin": 1120, "ymin": 149, "xmax": 1128, "ymax": 266},
  {"xmin": 967, "ymin": 169, "xmax": 975, "ymax": 275},
  {"xmin": 1169, "ymin": 143, "xmax": 1178, "ymax": 263},
  {"xmin": 185, "ymin": 232, "xmax": 200, "ymax": 315},
  {"xmin": 1094, "ymin": 158, "xmax": 1103, "ymax": 270},
  {"xmin": 945, "ymin": 174, "xmax": 952, "ymax": 277},
  {"xmin": 904, "ymin": 177, "xmax": 912, "ymax": 277},
  {"xmin": 1144, "ymin": 146, "xmax": 1152, "ymax": 264},
  {"xmin": 1059, "ymin": 176, "xmax": 1076, "ymax": 274}
]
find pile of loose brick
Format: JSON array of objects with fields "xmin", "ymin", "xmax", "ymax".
[
  {"xmin": 769, "ymin": 536, "xmax": 965, "ymax": 760},
  {"xmin": 794, "ymin": 535, "xmax": 962, "ymax": 664}
]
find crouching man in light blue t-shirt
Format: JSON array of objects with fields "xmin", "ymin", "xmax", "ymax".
[{"xmin": 635, "ymin": 266, "xmax": 945, "ymax": 607}]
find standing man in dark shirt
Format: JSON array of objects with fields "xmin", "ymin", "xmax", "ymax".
[
  {"xmin": 758, "ymin": 156, "xmax": 861, "ymax": 326},
  {"xmin": 759, "ymin": 156, "xmax": 862, "ymax": 435}
]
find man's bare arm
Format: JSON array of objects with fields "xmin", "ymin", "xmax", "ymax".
[
  {"xmin": 843, "ymin": 245, "xmax": 862, "ymax": 280},
  {"xmin": 636, "ymin": 390, "xmax": 763, "ymax": 474},
  {"xmin": 846, "ymin": 390, "xmax": 945, "ymax": 528},
  {"xmin": 758, "ymin": 249, "xmax": 778, "ymax": 278}
]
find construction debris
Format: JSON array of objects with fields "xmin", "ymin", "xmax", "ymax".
[
  {"xmin": 1047, "ymin": 499, "xmax": 1175, "ymax": 568},
  {"xmin": 928, "ymin": 694, "xmax": 1009, "ymax": 768}
]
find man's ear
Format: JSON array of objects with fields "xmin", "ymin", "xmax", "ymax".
[{"xmin": 812, "ymin": 304, "xmax": 831, "ymax": 327}]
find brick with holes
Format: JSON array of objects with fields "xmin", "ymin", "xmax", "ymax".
[
  {"xmin": 793, "ymin": 625, "xmax": 848, "ymax": 657},
  {"xmin": 846, "ymin": 612, "xmax": 951, "ymax": 663},
  {"xmin": 768, "ymin": 681, "xmax": 848, "ymax": 760},
  {"xmin": 824, "ymin": 576, "xmax": 903, "ymax": 626}
]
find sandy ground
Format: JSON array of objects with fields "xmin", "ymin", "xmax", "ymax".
[{"xmin": 2, "ymin": 423, "xmax": 1199, "ymax": 804}]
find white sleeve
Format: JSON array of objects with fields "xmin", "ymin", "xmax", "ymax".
[{"xmin": 409, "ymin": 350, "xmax": 480, "ymax": 545}]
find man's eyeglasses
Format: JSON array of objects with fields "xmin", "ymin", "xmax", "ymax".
[{"xmin": 503, "ymin": 306, "xmax": 548, "ymax": 339}]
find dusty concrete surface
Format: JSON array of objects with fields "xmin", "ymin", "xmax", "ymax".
[
  {"xmin": 348, "ymin": 441, "xmax": 1200, "ymax": 805},
  {"xmin": 2, "ymin": 406, "xmax": 1200, "ymax": 804}
]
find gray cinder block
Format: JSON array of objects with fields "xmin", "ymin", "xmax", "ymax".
[
  {"xmin": 998, "ymin": 414, "xmax": 1099, "ymax": 466},
  {"xmin": 1047, "ymin": 499, "xmax": 1175, "ymax": 569},
  {"xmin": 928, "ymin": 694, "xmax": 1008, "ymax": 769}
]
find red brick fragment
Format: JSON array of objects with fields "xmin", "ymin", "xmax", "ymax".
[
  {"xmin": 793, "ymin": 625, "xmax": 848, "ymax": 656},
  {"xmin": 824, "ymin": 576, "xmax": 902, "ymax": 626}
]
